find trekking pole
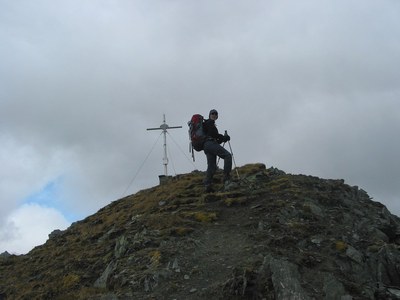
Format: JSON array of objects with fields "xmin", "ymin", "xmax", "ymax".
[
  {"xmin": 190, "ymin": 143, "xmax": 195, "ymax": 162},
  {"xmin": 188, "ymin": 128, "xmax": 195, "ymax": 162},
  {"xmin": 225, "ymin": 131, "xmax": 240, "ymax": 180}
]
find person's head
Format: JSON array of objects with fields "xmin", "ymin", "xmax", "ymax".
[{"xmin": 209, "ymin": 109, "xmax": 218, "ymax": 121}]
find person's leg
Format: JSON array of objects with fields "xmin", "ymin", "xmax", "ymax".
[
  {"xmin": 204, "ymin": 141, "xmax": 233, "ymax": 191},
  {"xmin": 204, "ymin": 141, "xmax": 218, "ymax": 191},
  {"xmin": 214, "ymin": 145, "xmax": 232, "ymax": 182},
  {"xmin": 205, "ymin": 152, "xmax": 217, "ymax": 187}
]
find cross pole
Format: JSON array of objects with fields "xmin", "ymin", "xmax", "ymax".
[{"xmin": 147, "ymin": 114, "xmax": 182, "ymax": 176}]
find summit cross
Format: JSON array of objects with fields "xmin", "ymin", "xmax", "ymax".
[{"xmin": 147, "ymin": 114, "xmax": 182, "ymax": 176}]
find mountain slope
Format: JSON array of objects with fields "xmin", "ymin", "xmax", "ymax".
[{"xmin": 1, "ymin": 163, "xmax": 400, "ymax": 299}]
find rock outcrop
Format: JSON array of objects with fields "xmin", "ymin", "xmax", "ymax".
[{"xmin": 1, "ymin": 163, "xmax": 400, "ymax": 299}]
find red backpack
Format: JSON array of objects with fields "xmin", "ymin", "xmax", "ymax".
[{"xmin": 188, "ymin": 114, "xmax": 206, "ymax": 157}]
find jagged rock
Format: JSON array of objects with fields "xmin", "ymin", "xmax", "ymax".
[
  {"xmin": 0, "ymin": 251, "xmax": 11, "ymax": 258},
  {"xmin": 323, "ymin": 273, "xmax": 349, "ymax": 300},
  {"xmin": 94, "ymin": 260, "xmax": 117, "ymax": 289},
  {"xmin": 167, "ymin": 258, "xmax": 180, "ymax": 273},
  {"xmin": 346, "ymin": 245, "xmax": 364, "ymax": 264},
  {"xmin": 387, "ymin": 288, "xmax": 400, "ymax": 298},
  {"xmin": 48, "ymin": 229, "xmax": 64, "ymax": 239},
  {"xmin": 303, "ymin": 201, "xmax": 324, "ymax": 218},
  {"xmin": 264, "ymin": 255, "xmax": 311, "ymax": 300},
  {"xmin": 267, "ymin": 166, "xmax": 286, "ymax": 176},
  {"xmin": 377, "ymin": 244, "xmax": 400, "ymax": 287},
  {"xmin": 114, "ymin": 235, "xmax": 128, "ymax": 258}
]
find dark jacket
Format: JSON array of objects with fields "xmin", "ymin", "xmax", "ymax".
[{"xmin": 203, "ymin": 119, "xmax": 224, "ymax": 144}]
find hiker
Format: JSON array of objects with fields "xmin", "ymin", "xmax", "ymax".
[{"xmin": 203, "ymin": 109, "xmax": 232, "ymax": 192}]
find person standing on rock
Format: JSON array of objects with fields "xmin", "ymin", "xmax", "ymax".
[{"xmin": 203, "ymin": 109, "xmax": 232, "ymax": 193}]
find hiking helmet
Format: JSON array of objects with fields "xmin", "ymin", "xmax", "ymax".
[{"xmin": 209, "ymin": 109, "xmax": 218, "ymax": 117}]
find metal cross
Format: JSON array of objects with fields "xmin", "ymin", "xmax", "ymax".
[{"xmin": 147, "ymin": 114, "xmax": 182, "ymax": 176}]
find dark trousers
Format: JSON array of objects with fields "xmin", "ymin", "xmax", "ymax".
[{"xmin": 204, "ymin": 140, "xmax": 232, "ymax": 186}]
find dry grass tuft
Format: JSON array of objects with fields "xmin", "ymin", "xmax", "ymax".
[
  {"xmin": 224, "ymin": 197, "xmax": 249, "ymax": 207},
  {"xmin": 191, "ymin": 211, "xmax": 218, "ymax": 223},
  {"xmin": 149, "ymin": 250, "xmax": 162, "ymax": 266},
  {"xmin": 335, "ymin": 240, "xmax": 348, "ymax": 252},
  {"xmin": 169, "ymin": 227, "xmax": 194, "ymax": 236},
  {"xmin": 62, "ymin": 274, "xmax": 80, "ymax": 289}
]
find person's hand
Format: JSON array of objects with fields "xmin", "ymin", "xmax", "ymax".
[{"xmin": 224, "ymin": 134, "xmax": 230, "ymax": 142}]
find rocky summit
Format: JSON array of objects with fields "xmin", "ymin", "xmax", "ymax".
[{"xmin": 1, "ymin": 163, "xmax": 400, "ymax": 300}]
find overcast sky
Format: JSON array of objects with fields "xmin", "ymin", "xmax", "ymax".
[{"xmin": 1, "ymin": 0, "xmax": 399, "ymax": 254}]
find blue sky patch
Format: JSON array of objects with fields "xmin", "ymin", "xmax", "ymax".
[{"xmin": 23, "ymin": 177, "xmax": 79, "ymax": 223}]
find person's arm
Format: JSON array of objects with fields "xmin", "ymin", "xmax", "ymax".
[{"xmin": 204, "ymin": 119, "xmax": 224, "ymax": 142}]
